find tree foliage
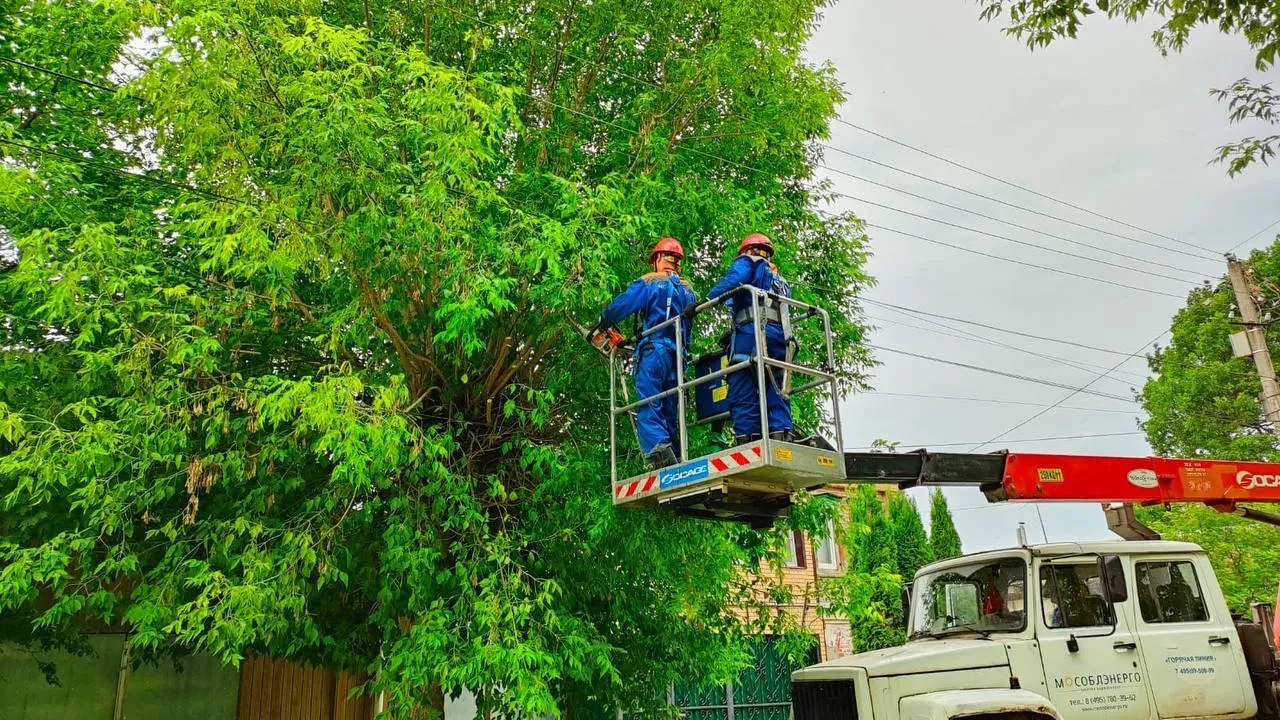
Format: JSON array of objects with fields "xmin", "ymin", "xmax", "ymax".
[
  {"xmin": 822, "ymin": 487, "xmax": 939, "ymax": 653},
  {"xmin": 1141, "ymin": 242, "xmax": 1280, "ymax": 460},
  {"xmin": 929, "ymin": 489, "xmax": 962, "ymax": 561},
  {"xmin": 1136, "ymin": 503, "xmax": 1280, "ymax": 614},
  {"xmin": 888, "ymin": 493, "xmax": 932, "ymax": 581},
  {"xmin": 0, "ymin": 0, "xmax": 871, "ymax": 715},
  {"xmin": 972, "ymin": 0, "xmax": 1280, "ymax": 175},
  {"xmin": 1139, "ymin": 240, "xmax": 1280, "ymax": 615}
]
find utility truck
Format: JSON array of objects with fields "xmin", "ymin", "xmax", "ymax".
[
  {"xmin": 595, "ymin": 286, "xmax": 1280, "ymax": 718},
  {"xmin": 790, "ymin": 451, "xmax": 1280, "ymax": 720}
]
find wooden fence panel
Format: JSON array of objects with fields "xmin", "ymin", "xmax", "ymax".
[{"xmin": 237, "ymin": 655, "xmax": 370, "ymax": 720}]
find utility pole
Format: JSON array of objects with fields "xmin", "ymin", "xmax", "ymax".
[{"xmin": 1226, "ymin": 253, "xmax": 1280, "ymax": 439}]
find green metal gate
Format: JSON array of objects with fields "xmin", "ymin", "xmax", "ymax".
[{"xmin": 671, "ymin": 636, "xmax": 819, "ymax": 720}]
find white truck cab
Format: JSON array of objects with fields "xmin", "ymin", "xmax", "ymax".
[{"xmin": 792, "ymin": 540, "xmax": 1280, "ymax": 720}]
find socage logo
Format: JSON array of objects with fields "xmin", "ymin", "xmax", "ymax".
[
  {"xmin": 660, "ymin": 461, "xmax": 709, "ymax": 489},
  {"xmin": 1235, "ymin": 470, "xmax": 1280, "ymax": 490}
]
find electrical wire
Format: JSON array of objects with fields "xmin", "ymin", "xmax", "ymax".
[
  {"xmin": 817, "ymin": 156, "xmax": 1212, "ymax": 275},
  {"xmin": 313, "ymin": 8, "xmax": 1219, "ymax": 270},
  {"xmin": 4, "ymin": 53, "xmax": 1206, "ymax": 300},
  {"xmin": 860, "ymin": 391, "xmax": 1141, "ymax": 414},
  {"xmin": 863, "ymin": 344, "xmax": 1139, "ymax": 403},
  {"xmin": 837, "ymin": 201, "xmax": 1196, "ymax": 286},
  {"xmin": 845, "ymin": 431, "xmax": 1144, "ymax": 451},
  {"xmin": 0, "ymin": 138, "xmax": 243, "ymax": 205},
  {"xmin": 1227, "ymin": 216, "xmax": 1280, "ymax": 253},
  {"xmin": 0, "ymin": 56, "xmax": 115, "ymax": 92},
  {"xmin": 821, "ymin": 143, "xmax": 1221, "ymax": 264},
  {"xmin": 833, "ymin": 118, "xmax": 1221, "ymax": 257},
  {"xmin": 859, "ymin": 298, "xmax": 1145, "ymax": 357},
  {"xmin": 969, "ymin": 330, "xmax": 1169, "ymax": 452},
  {"xmin": 862, "ymin": 222, "xmax": 1185, "ymax": 299},
  {"xmin": 866, "ymin": 308, "xmax": 1150, "ymax": 383}
]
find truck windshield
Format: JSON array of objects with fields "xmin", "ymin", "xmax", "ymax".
[{"xmin": 910, "ymin": 557, "xmax": 1027, "ymax": 639}]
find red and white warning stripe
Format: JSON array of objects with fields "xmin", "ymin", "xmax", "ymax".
[
  {"xmin": 708, "ymin": 443, "xmax": 763, "ymax": 475},
  {"xmin": 612, "ymin": 443, "xmax": 764, "ymax": 502},
  {"xmin": 614, "ymin": 472, "xmax": 658, "ymax": 500}
]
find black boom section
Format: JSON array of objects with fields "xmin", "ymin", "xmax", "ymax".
[
  {"xmin": 792, "ymin": 680, "xmax": 858, "ymax": 720},
  {"xmin": 843, "ymin": 451, "xmax": 1008, "ymax": 492}
]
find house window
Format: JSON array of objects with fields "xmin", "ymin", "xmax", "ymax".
[
  {"xmin": 814, "ymin": 521, "xmax": 838, "ymax": 570},
  {"xmin": 785, "ymin": 530, "xmax": 805, "ymax": 568}
]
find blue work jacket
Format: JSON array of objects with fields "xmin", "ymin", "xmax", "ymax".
[
  {"xmin": 599, "ymin": 271, "xmax": 697, "ymax": 351},
  {"xmin": 707, "ymin": 255, "xmax": 792, "ymax": 322}
]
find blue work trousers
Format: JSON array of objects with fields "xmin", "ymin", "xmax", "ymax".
[
  {"xmin": 633, "ymin": 341, "xmax": 682, "ymax": 455},
  {"xmin": 727, "ymin": 323, "xmax": 793, "ymax": 437}
]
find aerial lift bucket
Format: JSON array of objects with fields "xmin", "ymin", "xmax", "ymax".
[{"xmin": 605, "ymin": 287, "xmax": 845, "ymax": 526}]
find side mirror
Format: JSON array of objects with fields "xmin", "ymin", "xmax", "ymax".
[
  {"xmin": 1104, "ymin": 555, "xmax": 1128, "ymax": 603},
  {"xmin": 901, "ymin": 582, "xmax": 912, "ymax": 629}
]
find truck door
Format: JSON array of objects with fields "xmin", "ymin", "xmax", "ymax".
[
  {"xmin": 1036, "ymin": 558, "xmax": 1153, "ymax": 719},
  {"xmin": 1133, "ymin": 557, "xmax": 1252, "ymax": 717}
]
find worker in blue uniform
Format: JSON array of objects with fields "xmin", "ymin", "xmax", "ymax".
[
  {"xmin": 703, "ymin": 232, "xmax": 794, "ymax": 445},
  {"xmin": 596, "ymin": 238, "xmax": 698, "ymax": 469}
]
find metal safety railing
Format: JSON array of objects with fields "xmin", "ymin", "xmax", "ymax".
[{"xmin": 609, "ymin": 285, "xmax": 844, "ymax": 485}]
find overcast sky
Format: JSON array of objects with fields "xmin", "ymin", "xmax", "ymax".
[{"xmin": 807, "ymin": 3, "xmax": 1280, "ymax": 552}]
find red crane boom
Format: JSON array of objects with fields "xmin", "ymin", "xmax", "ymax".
[{"xmin": 843, "ymin": 450, "xmax": 1280, "ymax": 528}]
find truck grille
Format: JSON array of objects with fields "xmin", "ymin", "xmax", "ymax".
[{"xmin": 791, "ymin": 680, "xmax": 857, "ymax": 720}]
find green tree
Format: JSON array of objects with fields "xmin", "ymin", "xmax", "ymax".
[
  {"xmin": 929, "ymin": 489, "xmax": 962, "ymax": 561},
  {"xmin": 858, "ymin": 498, "xmax": 906, "ymax": 651},
  {"xmin": 822, "ymin": 487, "xmax": 936, "ymax": 653},
  {"xmin": 0, "ymin": 0, "xmax": 871, "ymax": 715},
  {"xmin": 821, "ymin": 486, "xmax": 899, "ymax": 652},
  {"xmin": 887, "ymin": 493, "xmax": 932, "ymax": 581},
  {"xmin": 1142, "ymin": 242, "xmax": 1280, "ymax": 460},
  {"xmin": 1138, "ymin": 241, "xmax": 1280, "ymax": 615},
  {"xmin": 972, "ymin": 0, "xmax": 1280, "ymax": 175},
  {"xmin": 1135, "ymin": 504, "xmax": 1280, "ymax": 614}
]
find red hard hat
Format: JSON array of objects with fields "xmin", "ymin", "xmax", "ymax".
[
  {"xmin": 649, "ymin": 237, "xmax": 684, "ymax": 262},
  {"xmin": 738, "ymin": 232, "xmax": 774, "ymax": 255}
]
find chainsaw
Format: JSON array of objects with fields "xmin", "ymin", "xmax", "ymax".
[
  {"xmin": 572, "ymin": 319, "xmax": 641, "ymax": 443},
  {"xmin": 574, "ymin": 320, "xmax": 635, "ymax": 366}
]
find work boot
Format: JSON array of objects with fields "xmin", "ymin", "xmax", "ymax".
[
  {"xmin": 733, "ymin": 433, "xmax": 762, "ymax": 447},
  {"xmin": 647, "ymin": 444, "xmax": 677, "ymax": 470},
  {"xmin": 769, "ymin": 430, "xmax": 795, "ymax": 443}
]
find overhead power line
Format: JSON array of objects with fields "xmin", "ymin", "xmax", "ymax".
[
  {"xmin": 863, "ymin": 223, "xmax": 1185, "ymax": 299},
  {"xmin": 337, "ymin": 8, "xmax": 1217, "ymax": 272},
  {"xmin": 395, "ymin": 10, "xmax": 1214, "ymax": 281},
  {"xmin": 833, "ymin": 118, "xmax": 1220, "ymax": 256},
  {"xmin": 861, "ymin": 391, "xmax": 1141, "ymax": 414},
  {"xmin": 863, "ymin": 344, "xmax": 1139, "ymax": 403},
  {"xmin": 970, "ymin": 330, "xmax": 1169, "ymax": 452},
  {"xmin": 0, "ymin": 56, "xmax": 115, "ymax": 92},
  {"xmin": 854, "ymin": 296, "xmax": 1261, "ymax": 383},
  {"xmin": 4, "ymin": 52, "xmax": 1204, "ymax": 302},
  {"xmin": 817, "ymin": 162, "xmax": 1207, "ymax": 279},
  {"xmin": 841, "ymin": 198, "xmax": 1196, "ymax": 286},
  {"xmin": 861, "ymin": 298, "xmax": 1142, "ymax": 357},
  {"xmin": 819, "ymin": 149, "xmax": 1218, "ymax": 267},
  {"xmin": 845, "ymin": 430, "xmax": 1144, "ymax": 451},
  {"xmin": 1228, "ymin": 216, "xmax": 1280, "ymax": 253},
  {"xmin": 865, "ymin": 311, "xmax": 1147, "ymax": 385},
  {"xmin": 0, "ymin": 138, "xmax": 242, "ymax": 204}
]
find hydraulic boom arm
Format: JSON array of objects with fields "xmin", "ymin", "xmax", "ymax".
[{"xmin": 843, "ymin": 450, "xmax": 1280, "ymax": 528}]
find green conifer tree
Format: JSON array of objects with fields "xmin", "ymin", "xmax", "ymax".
[{"xmin": 929, "ymin": 489, "xmax": 963, "ymax": 561}]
